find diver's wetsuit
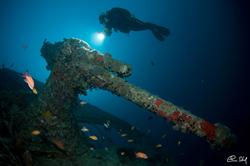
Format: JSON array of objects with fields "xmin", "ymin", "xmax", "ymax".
[{"xmin": 99, "ymin": 7, "xmax": 170, "ymax": 41}]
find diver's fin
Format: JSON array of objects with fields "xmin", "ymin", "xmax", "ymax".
[
  {"xmin": 151, "ymin": 27, "xmax": 165, "ymax": 41},
  {"xmin": 147, "ymin": 23, "xmax": 169, "ymax": 41},
  {"xmin": 157, "ymin": 26, "xmax": 170, "ymax": 37}
]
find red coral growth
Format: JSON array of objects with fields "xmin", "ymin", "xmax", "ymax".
[
  {"xmin": 200, "ymin": 120, "xmax": 216, "ymax": 140},
  {"xmin": 154, "ymin": 98, "xmax": 164, "ymax": 107},
  {"xmin": 96, "ymin": 56, "xmax": 104, "ymax": 62},
  {"xmin": 169, "ymin": 111, "xmax": 180, "ymax": 121},
  {"xmin": 157, "ymin": 110, "xmax": 167, "ymax": 118}
]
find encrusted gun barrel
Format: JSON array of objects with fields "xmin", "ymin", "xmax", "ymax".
[{"xmin": 41, "ymin": 38, "xmax": 235, "ymax": 148}]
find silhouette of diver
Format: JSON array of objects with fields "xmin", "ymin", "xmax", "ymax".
[{"xmin": 99, "ymin": 7, "xmax": 170, "ymax": 41}]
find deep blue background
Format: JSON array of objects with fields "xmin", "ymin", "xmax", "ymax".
[{"xmin": 1, "ymin": 0, "xmax": 249, "ymax": 165}]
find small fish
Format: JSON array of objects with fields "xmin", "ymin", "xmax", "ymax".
[
  {"xmin": 22, "ymin": 72, "xmax": 38, "ymax": 94},
  {"xmin": 103, "ymin": 123, "xmax": 109, "ymax": 128},
  {"xmin": 104, "ymin": 147, "xmax": 109, "ymax": 151},
  {"xmin": 155, "ymin": 144, "xmax": 162, "ymax": 148},
  {"xmin": 177, "ymin": 140, "xmax": 181, "ymax": 146},
  {"xmin": 51, "ymin": 138, "xmax": 64, "ymax": 150},
  {"xmin": 31, "ymin": 130, "xmax": 40, "ymax": 136},
  {"xmin": 121, "ymin": 133, "xmax": 127, "ymax": 137},
  {"xmin": 161, "ymin": 134, "xmax": 167, "ymax": 139},
  {"xmin": 81, "ymin": 126, "xmax": 89, "ymax": 132},
  {"xmin": 89, "ymin": 135, "xmax": 98, "ymax": 141},
  {"xmin": 135, "ymin": 152, "xmax": 148, "ymax": 159},
  {"xmin": 90, "ymin": 147, "xmax": 94, "ymax": 151},
  {"xmin": 103, "ymin": 120, "xmax": 110, "ymax": 128},
  {"xmin": 127, "ymin": 139, "xmax": 134, "ymax": 143},
  {"xmin": 80, "ymin": 100, "xmax": 87, "ymax": 106},
  {"xmin": 130, "ymin": 126, "xmax": 135, "ymax": 130},
  {"xmin": 121, "ymin": 152, "xmax": 125, "ymax": 156}
]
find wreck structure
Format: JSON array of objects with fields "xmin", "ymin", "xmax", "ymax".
[{"xmin": 1, "ymin": 38, "xmax": 235, "ymax": 165}]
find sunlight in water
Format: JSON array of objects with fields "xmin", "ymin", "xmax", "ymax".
[{"xmin": 92, "ymin": 32, "xmax": 105, "ymax": 45}]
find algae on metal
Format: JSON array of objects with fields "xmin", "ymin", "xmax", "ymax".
[
  {"xmin": 41, "ymin": 38, "xmax": 235, "ymax": 148},
  {"xmin": 1, "ymin": 37, "xmax": 235, "ymax": 165},
  {"xmin": 0, "ymin": 68, "xmax": 173, "ymax": 165}
]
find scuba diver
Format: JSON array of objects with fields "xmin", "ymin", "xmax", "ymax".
[{"xmin": 99, "ymin": 7, "xmax": 170, "ymax": 41}]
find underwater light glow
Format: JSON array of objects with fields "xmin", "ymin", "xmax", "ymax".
[
  {"xmin": 92, "ymin": 32, "xmax": 105, "ymax": 45},
  {"xmin": 97, "ymin": 32, "xmax": 105, "ymax": 41}
]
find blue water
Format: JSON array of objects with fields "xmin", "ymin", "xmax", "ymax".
[{"xmin": 1, "ymin": 0, "xmax": 249, "ymax": 165}]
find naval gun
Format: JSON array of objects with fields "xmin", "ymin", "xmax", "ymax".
[
  {"xmin": 39, "ymin": 38, "xmax": 235, "ymax": 149},
  {"xmin": 0, "ymin": 38, "xmax": 235, "ymax": 166}
]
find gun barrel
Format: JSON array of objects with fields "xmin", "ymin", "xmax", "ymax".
[{"xmin": 87, "ymin": 72, "xmax": 235, "ymax": 148}]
